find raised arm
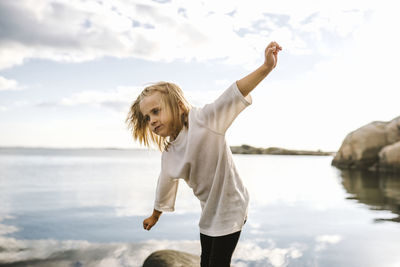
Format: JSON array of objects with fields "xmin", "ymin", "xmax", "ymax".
[{"xmin": 236, "ymin": 41, "xmax": 282, "ymax": 97}]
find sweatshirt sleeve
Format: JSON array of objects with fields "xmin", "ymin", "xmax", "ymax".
[
  {"xmin": 154, "ymin": 173, "xmax": 179, "ymax": 212},
  {"xmin": 197, "ymin": 82, "xmax": 252, "ymax": 134}
]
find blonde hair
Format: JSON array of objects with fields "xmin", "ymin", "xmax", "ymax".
[{"xmin": 126, "ymin": 82, "xmax": 191, "ymax": 151}]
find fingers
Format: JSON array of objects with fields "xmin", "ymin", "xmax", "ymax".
[
  {"xmin": 266, "ymin": 47, "xmax": 278, "ymax": 58},
  {"xmin": 143, "ymin": 223, "xmax": 151, "ymax": 231},
  {"xmin": 266, "ymin": 43, "xmax": 282, "ymax": 57},
  {"xmin": 267, "ymin": 47, "xmax": 276, "ymax": 54},
  {"xmin": 143, "ymin": 219, "xmax": 154, "ymax": 231},
  {"xmin": 143, "ymin": 219, "xmax": 149, "ymax": 230},
  {"xmin": 264, "ymin": 41, "xmax": 281, "ymax": 69},
  {"xmin": 270, "ymin": 41, "xmax": 282, "ymax": 50},
  {"xmin": 267, "ymin": 41, "xmax": 282, "ymax": 52}
]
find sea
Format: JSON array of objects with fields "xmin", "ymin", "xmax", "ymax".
[{"xmin": 0, "ymin": 147, "xmax": 399, "ymax": 267}]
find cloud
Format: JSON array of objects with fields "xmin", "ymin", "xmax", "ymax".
[
  {"xmin": 0, "ymin": 234, "xmax": 198, "ymax": 267},
  {"xmin": 2, "ymin": 0, "xmax": 397, "ymax": 150},
  {"xmin": 0, "ymin": 76, "xmax": 22, "ymax": 91},
  {"xmin": 314, "ymin": 234, "xmax": 342, "ymax": 252},
  {"xmin": 59, "ymin": 86, "xmax": 142, "ymax": 112},
  {"xmin": 0, "ymin": 231, "xmax": 309, "ymax": 267},
  {"xmin": 234, "ymin": 239, "xmax": 305, "ymax": 267},
  {"xmin": 0, "ymin": 100, "xmax": 31, "ymax": 113},
  {"xmin": 57, "ymin": 83, "xmax": 222, "ymax": 115},
  {"xmin": 0, "ymin": 215, "xmax": 18, "ymax": 236},
  {"xmin": 0, "ymin": 0, "xmax": 375, "ymax": 70},
  {"xmin": 0, "ymin": 215, "xmax": 343, "ymax": 267}
]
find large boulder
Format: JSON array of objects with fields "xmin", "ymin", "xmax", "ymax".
[
  {"xmin": 332, "ymin": 116, "xmax": 400, "ymax": 170},
  {"xmin": 379, "ymin": 141, "xmax": 400, "ymax": 171},
  {"xmin": 386, "ymin": 117, "xmax": 400, "ymax": 143},
  {"xmin": 142, "ymin": 250, "xmax": 200, "ymax": 267}
]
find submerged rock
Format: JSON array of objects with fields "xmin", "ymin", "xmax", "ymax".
[
  {"xmin": 332, "ymin": 116, "xmax": 400, "ymax": 171},
  {"xmin": 142, "ymin": 250, "xmax": 200, "ymax": 267}
]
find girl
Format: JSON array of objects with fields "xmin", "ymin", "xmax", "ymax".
[{"xmin": 126, "ymin": 41, "xmax": 282, "ymax": 267}]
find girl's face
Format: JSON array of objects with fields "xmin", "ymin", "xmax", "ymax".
[{"xmin": 139, "ymin": 92, "xmax": 175, "ymax": 138}]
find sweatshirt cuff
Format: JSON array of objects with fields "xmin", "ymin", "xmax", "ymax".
[
  {"xmin": 154, "ymin": 204, "xmax": 175, "ymax": 212},
  {"xmin": 233, "ymin": 81, "xmax": 252, "ymax": 106}
]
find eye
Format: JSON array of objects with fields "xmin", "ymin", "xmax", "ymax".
[
  {"xmin": 144, "ymin": 115, "xmax": 150, "ymax": 122},
  {"xmin": 153, "ymin": 108, "xmax": 159, "ymax": 115}
]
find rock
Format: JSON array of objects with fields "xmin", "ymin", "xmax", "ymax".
[
  {"xmin": 332, "ymin": 121, "xmax": 388, "ymax": 168},
  {"xmin": 378, "ymin": 141, "xmax": 400, "ymax": 172},
  {"xmin": 332, "ymin": 116, "xmax": 400, "ymax": 171},
  {"xmin": 386, "ymin": 117, "xmax": 400, "ymax": 143},
  {"xmin": 142, "ymin": 250, "xmax": 200, "ymax": 267}
]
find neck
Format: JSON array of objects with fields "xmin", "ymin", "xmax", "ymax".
[
  {"xmin": 170, "ymin": 112, "xmax": 188, "ymax": 142},
  {"xmin": 170, "ymin": 125, "xmax": 184, "ymax": 141}
]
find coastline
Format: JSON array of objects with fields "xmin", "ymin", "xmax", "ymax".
[{"xmin": 230, "ymin": 144, "xmax": 335, "ymax": 156}]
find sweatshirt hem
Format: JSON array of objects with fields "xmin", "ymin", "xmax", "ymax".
[{"xmin": 199, "ymin": 225, "xmax": 244, "ymax": 237}]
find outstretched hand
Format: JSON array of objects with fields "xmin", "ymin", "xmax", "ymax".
[
  {"xmin": 264, "ymin": 41, "xmax": 282, "ymax": 70},
  {"xmin": 143, "ymin": 215, "xmax": 158, "ymax": 231},
  {"xmin": 236, "ymin": 41, "xmax": 282, "ymax": 97}
]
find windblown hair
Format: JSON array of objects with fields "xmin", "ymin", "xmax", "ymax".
[{"xmin": 126, "ymin": 82, "xmax": 191, "ymax": 151}]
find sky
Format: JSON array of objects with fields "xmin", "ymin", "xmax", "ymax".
[{"xmin": 0, "ymin": 0, "xmax": 399, "ymax": 151}]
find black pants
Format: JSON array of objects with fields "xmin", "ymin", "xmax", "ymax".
[{"xmin": 200, "ymin": 230, "xmax": 241, "ymax": 267}]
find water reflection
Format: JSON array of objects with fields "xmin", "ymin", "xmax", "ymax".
[
  {"xmin": 2, "ymin": 150, "xmax": 400, "ymax": 266},
  {"xmin": 0, "ymin": 227, "xmax": 309, "ymax": 267},
  {"xmin": 340, "ymin": 170, "xmax": 400, "ymax": 223}
]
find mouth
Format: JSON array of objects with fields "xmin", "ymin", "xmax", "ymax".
[{"xmin": 154, "ymin": 125, "xmax": 162, "ymax": 133}]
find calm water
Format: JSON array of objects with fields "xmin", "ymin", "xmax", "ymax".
[{"xmin": 0, "ymin": 148, "xmax": 400, "ymax": 267}]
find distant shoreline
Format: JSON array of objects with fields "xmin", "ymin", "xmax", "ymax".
[
  {"xmin": 230, "ymin": 145, "xmax": 335, "ymax": 156},
  {"xmin": 0, "ymin": 145, "xmax": 336, "ymax": 156}
]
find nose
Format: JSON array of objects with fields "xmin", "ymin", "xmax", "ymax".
[{"xmin": 150, "ymin": 116, "xmax": 157, "ymax": 125}]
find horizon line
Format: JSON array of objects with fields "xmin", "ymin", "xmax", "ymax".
[{"xmin": 0, "ymin": 145, "xmax": 336, "ymax": 152}]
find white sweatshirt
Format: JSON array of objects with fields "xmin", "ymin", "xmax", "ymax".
[{"xmin": 154, "ymin": 82, "xmax": 252, "ymax": 237}]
